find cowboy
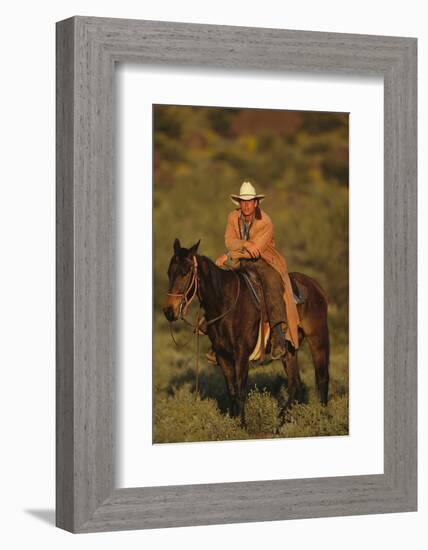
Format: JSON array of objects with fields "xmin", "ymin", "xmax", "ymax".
[{"xmin": 215, "ymin": 181, "xmax": 300, "ymax": 359}]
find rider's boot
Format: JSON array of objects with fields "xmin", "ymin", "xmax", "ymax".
[{"xmin": 271, "ymin": 323, "xmax": 288, "ymax": 360}]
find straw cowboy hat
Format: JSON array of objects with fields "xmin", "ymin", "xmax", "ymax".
[{"xmin": 230, "ymin": 181, "xmax": 265, "ymax": 206}]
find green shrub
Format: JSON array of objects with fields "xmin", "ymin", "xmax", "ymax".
[
  {"xmin": 245, "ymin": 387, "xmax": 280, "ymax": 436},
  {"xmin": 279, "ymin": 396, "xmax": 349, "ymax": 438},
  {"xmin": 154, "ymin": 385, "xmax": 247, "ymax": 443}
]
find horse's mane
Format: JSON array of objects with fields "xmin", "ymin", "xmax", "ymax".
[{"xmin": 198, "ymin": 255, "xmax": 228, "ymax": 300}]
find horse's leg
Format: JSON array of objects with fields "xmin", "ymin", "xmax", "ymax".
[
  {"xmin": 234, "ymin": 350, "xmax": 250, "ymax": 427},
  {"xmin": 280, "ymin": 347, "xmax": 301, "ymax": 413},
  {"xmin": 306, "ymin": 323, "xmax": 330, "ymax": 405},
  {"xmin": 291, "ymin": 272, "xmax": 330, "ymax": 405},
  {"xmin": 279, "ymin": 329, "xmax": 305, "ymax": 421},
  {"xmin": 216, "ymin": 353, "xmax": 239, "ymax": 417}
]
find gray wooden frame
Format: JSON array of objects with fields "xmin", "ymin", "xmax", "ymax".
[{"xmin": 56, "ymin": 16, "xmax": 417, "ymax": 533}]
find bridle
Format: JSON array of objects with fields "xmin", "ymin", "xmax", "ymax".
[
  {"xmin": 167, "ymin": 255, "xmax": 199, "ymax": 319},
  {"xmin": 167, "ymin": 255, "xmax": 241, "ymax": 328}
]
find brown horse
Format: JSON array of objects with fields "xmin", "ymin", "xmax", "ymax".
[{"xmin": 163, "ymin": 239, "xmax": 329, "ymax": 426}]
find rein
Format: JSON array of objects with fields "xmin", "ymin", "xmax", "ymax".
[
  {"xmin": 202, "ymin": 274, "xmax": 240, "ymax": 328},
  {"xmin": 167, "ymin": 255, "xmax": 241, "ymax": 396}
]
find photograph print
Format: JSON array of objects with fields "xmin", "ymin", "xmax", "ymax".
[{"xmin": 154, "ymin": 104, "xmax": 349, "ymax": 443}]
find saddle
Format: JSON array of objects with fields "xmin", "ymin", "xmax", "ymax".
[{"xmin": 290, "ymin": 273, "xmax": 307, "ymax": 305}]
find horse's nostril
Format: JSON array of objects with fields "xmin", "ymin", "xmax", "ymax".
[{"xmin": 163, "ymin": 307, "xmax": 174, "ymax": 321}]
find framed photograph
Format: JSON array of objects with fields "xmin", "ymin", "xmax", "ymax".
[{"xmin": 56, "ymin": 16, "xmax": 417, "ymax": 532}]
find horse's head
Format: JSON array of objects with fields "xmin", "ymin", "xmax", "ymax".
[{"xmin": 163, "ymin": 238, "xmax": 200, "ymax": 322}]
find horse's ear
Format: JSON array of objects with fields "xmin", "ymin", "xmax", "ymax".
[
  {"xmin": 173, "ymin": 238, "xmax": 181, "ymax": 254},
  {"xmin": 188, "ymin": 239, "xmax": 201, "ymax": 256}
]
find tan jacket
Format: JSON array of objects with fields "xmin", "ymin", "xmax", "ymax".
[{"xmin": 224, "ymin": 208, "xmax": 300, "ymax": 348}]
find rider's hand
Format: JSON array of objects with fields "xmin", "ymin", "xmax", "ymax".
[
  {"xmin": 244, "ymin": 241, "xmax": 261, "ymax": 258},
  {"xmin": 215, "ymin": 254, "xmax": 228, "ymax": 267}
]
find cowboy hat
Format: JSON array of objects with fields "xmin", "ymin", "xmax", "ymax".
[{"xmin": 230, "ymin": 181, "xmax": 265, "ymax": 206}]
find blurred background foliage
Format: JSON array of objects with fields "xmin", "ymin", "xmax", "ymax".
[{"xmin": 152, "ymin": 105, "xmax": 349, "ymax": 443}]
